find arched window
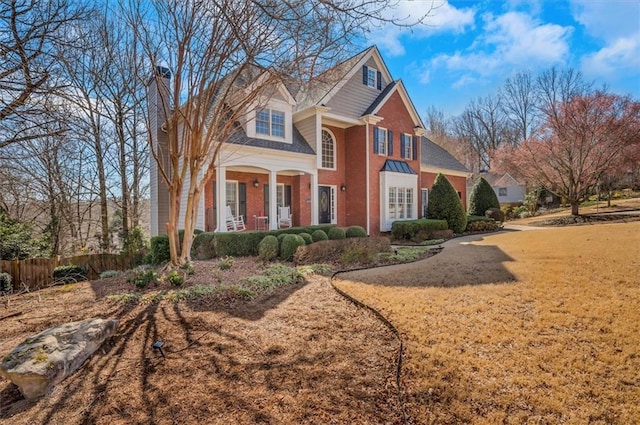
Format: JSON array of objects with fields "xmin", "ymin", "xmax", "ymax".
[{"xmin": 321, "ymin": 129, "xmax": 335, "ymax": 169}]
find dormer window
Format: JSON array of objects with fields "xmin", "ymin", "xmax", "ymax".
[
  {"xmin": 362, "ymin": 65, "xmax": 382, "ymax": 90},
  {"xmin": 256, "ymin": 108, "xmax": 285, "ymax": 138}
]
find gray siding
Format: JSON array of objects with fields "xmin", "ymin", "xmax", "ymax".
[
  {"xmin": 148, "ymin": 77, "xmax": 171, "ymax": 236},
  {"xmin": 295, "ymin": 116, "xmax": 316, "ymax": 153},
  {"xmin": 325, "ymin": 57, "xmax": 388, "ymax": 118}
]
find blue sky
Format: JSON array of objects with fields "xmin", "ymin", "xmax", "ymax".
[{"xmin": 364, "ymin": 0, "xmax": 640, "ymax": 118}]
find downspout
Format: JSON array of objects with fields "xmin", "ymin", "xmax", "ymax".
[{"xmin": 365, "ymin": 122, "xmax": 370, "ymax": 235}]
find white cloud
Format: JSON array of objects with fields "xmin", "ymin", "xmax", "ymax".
[
  {"xmin": 369, "ymin": 0, "xmax": 475, "ymax": 57},
  {"xmin": 428, "ymin": 11, "xmax": 572, "ymax": 87},
  {"xmin": 570, "ymin": 0, "xmax": 639, "ymax": 82},
  {"xmin": 581, "ymin": 36, "xmax": 640, "ymax": 77},
  {"xmin": 570, "ymin": 0, "xmax": 639, "ymax": 41}
]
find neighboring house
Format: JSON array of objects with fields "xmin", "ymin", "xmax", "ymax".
[
  {"xmin": 149, "ymin": 46, "xmax": 470, "ymax": 236},
  {"xmin": 470, "ymin": 172, "xmax": 527, "ymax": 204}
]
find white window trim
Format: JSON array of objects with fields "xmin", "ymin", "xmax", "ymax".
[
  {"xmin": 421, "ymin": 188, "xmax": 429, "ymax": 218},
  {"xmin": 320, "ymin": 128, "xmax": 337, "ymax": 170},
  {"xmin": 225, "ymin": 180, "xmax": 239, "ymax": 217},
  {"xmin": 376, "ymin": 126, "xmax": 388, "ymax": 156},
  {"xmin": 246, "ymin": 99, "xmax": 293, "ymax": 143},
  {"xmin": 402, "ymin": 133, "xmax": 413, "ymax": 160},
  {"xmin": 379, "ymin": 171, "xmax": 418, "ymax": 231},
  {"xmin": 366, "ymin": 66, "xmax": 377, "ymax": 88},
  {"xmin": 276, "ymin": 183, "xmax": 286, "ymax": 207},
  {"xmin": 330, "ymin": 186, "xmax": 336, "ymax": 223}
]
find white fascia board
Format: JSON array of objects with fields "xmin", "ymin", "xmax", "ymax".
[
  {"xmin": 218, "ymin": 144, "xmax": 316, "ymax": 172},
  {"xmin": 359, "ymin": 114, "xmax": 384, "ymax": 125},
  {"xmin": 293, "ymin": 105, "xmax": 330, "ymax": 123},
  {"xmin": 420, "ymin": 166, "xmax": 471, "ymax": 178}
]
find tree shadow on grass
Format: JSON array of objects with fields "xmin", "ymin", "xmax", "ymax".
[{"xmin": 337, "ymin": 243, "xmax": 517, "ymax": 288}]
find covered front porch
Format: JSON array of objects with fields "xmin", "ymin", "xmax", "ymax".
[{"xmin": 203, "ymin": 151, "xmax": 318, "ymax": 232}]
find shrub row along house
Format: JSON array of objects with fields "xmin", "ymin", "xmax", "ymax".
[{"xmin": 148, "ymin": 46, "xmax": 469, "ymax": 236}]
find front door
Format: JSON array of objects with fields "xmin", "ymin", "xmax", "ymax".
[{"xmin": 319, "ymin": 186, "xmax": 331, "ymax": 224}]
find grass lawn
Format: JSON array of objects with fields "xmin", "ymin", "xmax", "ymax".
[{"xmin": 334, "ymin": 222, "xmax": 640, "ymax": 424}]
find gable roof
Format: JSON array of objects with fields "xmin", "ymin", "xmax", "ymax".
[
  {"xmin": 294, "ymin": 46, "xmax": 399, "ymax": 111},
  {"xmin": 363, "ymin": 79, "xmax": 425, "ymax": 128},
  {"xmin": 421, "ymin": 137, "xmax": 469, "ymax": 175}
]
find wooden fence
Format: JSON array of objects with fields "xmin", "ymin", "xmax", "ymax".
[{"xmin": 0, "ymin": 253, "xmax": 136, "ymax": 292}]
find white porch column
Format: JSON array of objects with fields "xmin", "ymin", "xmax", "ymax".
[
  {"xmin": 269, "ymin": 169, "xmax": 278, "ymax": 230},
  {"xmin": 215, "ymin": 165, "xmax": 227, "ymax": 232},
  {"xmin": 310, "ymin": 172, "xmax": 318, "ymax": 225}
]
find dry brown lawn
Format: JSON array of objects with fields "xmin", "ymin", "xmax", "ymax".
[
  {"xmin": 0, "ymin": 261, "xmax": 402, "ymax": 424},
  {"xmin": 335, "ymin": 221, "xmax": 640, "ymax": 424}
]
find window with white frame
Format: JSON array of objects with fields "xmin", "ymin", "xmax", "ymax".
[
  {"xmin": 321, "ymin": 129, "xmax": 335, "ymax": 169},
  {"xmin": 402, "ymin": 134, "xmax": 413, "ymax": 159},
  {"xmin": 421, "ymin": 189, "xmax": 429, "ymax": 218},
  {"xmin": 498, "ymin": 187, "xmax": 508, "ymax": 197},
  {"xmin": 366, "ymin": 67, "xmax": 377, "ymax": 88},
  {"xmin": 256, "ymin": 109, "xmax": 285, "ymax": 138},
  {"xmin": 226, "ymin": 181, "xmax": 238, "ymax": 216},
  {"xmin": 276, "ymin": 183, "xmax": 286, "ymax": 207},
  {"xmin": 388, "ymin": 187, "xmax": 414, "ymax": 220},
  {"xmin": 375, "ymin": 127, "xmax": 387, "ymax": 155}
]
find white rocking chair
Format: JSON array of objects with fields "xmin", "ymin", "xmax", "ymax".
[
  {"xmin": 225, "ymin": 205, "xmax": 246, "ymax": 231},
  {"xmin": 278, "ymin": 206, "xmax": 292, "ymax": 228}
]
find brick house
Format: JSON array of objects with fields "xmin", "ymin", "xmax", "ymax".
[{"xmin": 149, "ymin": 46, "xmax": 470, "ymax": 236}]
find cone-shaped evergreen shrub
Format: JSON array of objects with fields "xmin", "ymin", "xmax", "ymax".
[
  {"xmin": 468, "ymin": 177, "xmax": 500, "ymax": 216},
  {"xmin": 427, "ymin": 173, "xmax": 467, "ymax": 233}
]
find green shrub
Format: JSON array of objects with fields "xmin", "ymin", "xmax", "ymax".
[
  {"xmin": 191, "ymin": 232, "xmax": 216, "ymax": 260},
  {"xmin": 214, "ymin": 231, "xmax": 265, "ymax": 257},
  {"xmin": 311, "ymin": 229, "xmax": 328, "ymax": 242},
  {"xmin": 217, "ymin": 256, "xmax": 235, "ymax": 270},
  {"xmin": 298, "ymin": 232, "xmax": 313, "ymax": 245},
  {"xmin": 485, "ymin": 207, "xmax": 505, "ymax": 223},
  {"xmin": 345, "ymin": 226, "xmax": 367, "ymax": 238},
  {"xmin": 148, "ymin": 235, "xmax": 170, "ymax": 265},
  {"xmin": 53, "ymin": 264, "xmax": 87, "ymax": 283},
  {"xmin": 258, "ymin": 235, "xmax": 279, "ymax": 262},
  {"xmin": 180, "ymin": 261, "xmax": 195, "ymax": 275},
  {"xmin": 280, "ymin": 234, "xmax": 306, "ymax": 261},
  {"xmin": 166, "ymin": 270, "xmax": 185, "ymax": 287},
  {"xmin": 390, "ymin": 219, "xmax": 448, "ymax": 241},
  {"xmin": 327, "ymin": 227, "xmax": 346, "ymax": 240},
  {"xmin": 128, "ymin": 269, "xmax": 159, "ymax": 289},
  {"xmin": 466, "ymin": 215, "xmax": 501, "ymax": 232},
  {"xmin": 427, "ymin": 173, "xmax": 467, "ymax": 234},
  {"xmin": 468, "ymin": 177, "xmax": 500, "ymax": 216},
  {"xmin": 0, "ymin": 272, "xmax": 12, "ymax": 293},
  {"xmin": 295, "ymin": 237, "xmax": 391, "ymax": 265}
]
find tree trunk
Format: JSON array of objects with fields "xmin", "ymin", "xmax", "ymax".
[
  {"xmin": 571, "ymin": 202, "xmax": 580, "ymax": 216},
  {"xmin": 167, "ymin": 185, "xmax": 182, "ymax": 266}
]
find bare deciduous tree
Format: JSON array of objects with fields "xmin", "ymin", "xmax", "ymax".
[
  {"xmin": 0, "ymin": 0, "xmax": 88, "ymax": 148},
  {"xmin": 124, "ymin": 0, "xmax": 428, "ymax": 265}
]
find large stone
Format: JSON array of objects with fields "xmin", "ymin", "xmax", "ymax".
[{"xmin": 0, "ymin": 318, "xmax": 118, "ymax": 399}]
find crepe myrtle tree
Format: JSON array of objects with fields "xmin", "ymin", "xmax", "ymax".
[
  {"xmin": 123, "ymin": 0, "xmax": 429, "ymax": 266},
  {"xmin": 495, "ymin": 91, "xmax": 640, "ymax": 216}
]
